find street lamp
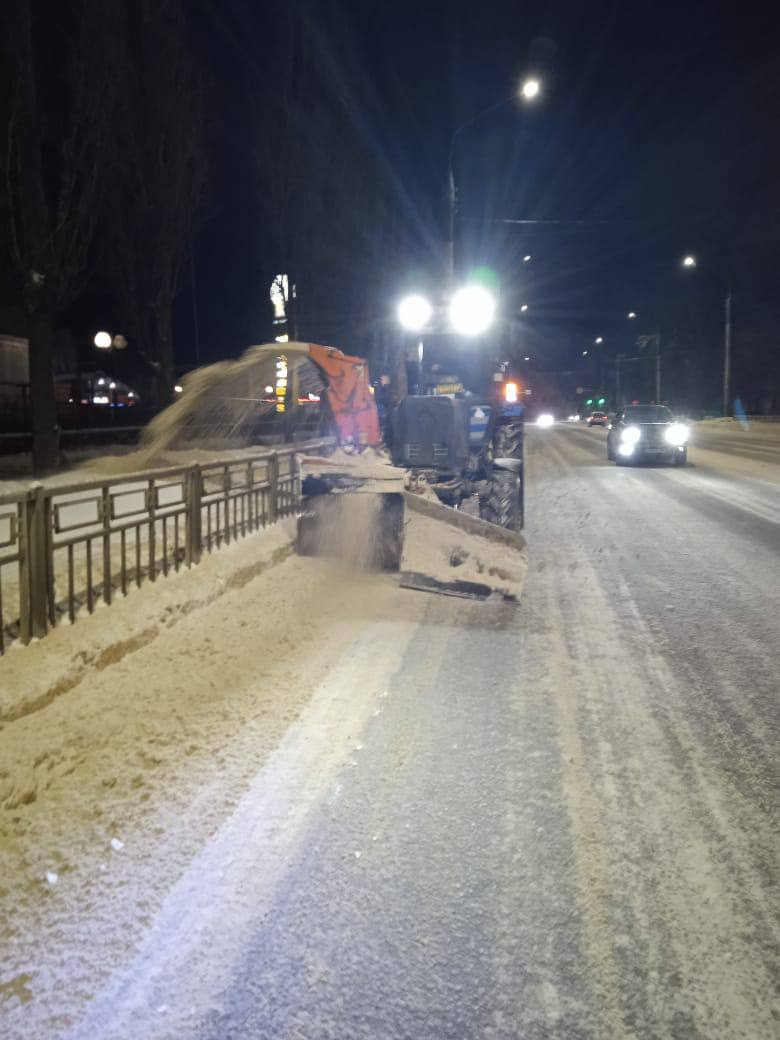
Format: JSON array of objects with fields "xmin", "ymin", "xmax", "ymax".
[
  {"xmin": 449, "ymin": 285, "xmax": 496, "ymax": 335},
  {"xmin": 595, "ymin": 336, "xmax": 603, "ymax": 344},
  {"xmin": 520, "ymin": 303, "xmax": 529, "ymax": 312},
  {"xmin": 681, "ymin": 254, "xmax": 733, "ymax": 416},
  {"xmin": 627, "ymin": 311, "xmax": 637, "ymax": 320},
  {"xmin": 447, "ymin": 78, "xmax": 542, "ymax": 286},
  {"xmin": 397, "ymin": 294, "xmax": 432, "ymax": 332},
  {"xmin": 523, "ymin": 255, "xmax": 532, "ymax": 263},
  {"xmin": 94, "ymin": 331, "xmax": 112, "ymax": 349}
]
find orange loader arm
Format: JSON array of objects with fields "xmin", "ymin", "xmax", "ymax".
[{"xmin": 307, "ymin": 344, "xmax": 381, "ymax": 448}]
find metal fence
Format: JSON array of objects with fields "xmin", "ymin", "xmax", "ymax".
[{"xmin": 0, "ymin": 439, "xmax": 332, "ymax": 653}]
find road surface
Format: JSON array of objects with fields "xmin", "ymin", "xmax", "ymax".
[{"xmin": 2, "ymin": 423, "xmax": 778, "ymax": 1039}]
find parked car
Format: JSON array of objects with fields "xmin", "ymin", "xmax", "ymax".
[
  {"xmin": 607, "ymin": 404, "xmax": 689, "ymax": 465},
  {"xmin": 587, "ymin": 410, "xmax": 608, "ymax": 427}
]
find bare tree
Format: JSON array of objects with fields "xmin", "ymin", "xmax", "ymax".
[
  {"xmin": 106, "ymin": 0, "xmax": 207, "ymax": 408},
  {"xmin": 1, "ymin": 0, "xmax": 119, "ymax": 470}
]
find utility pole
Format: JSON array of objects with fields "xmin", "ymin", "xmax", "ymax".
[
  {"xmin": 616, "ymin": 354, "xmax": 622, "ymax": 407},
  {"xmin": 445, "ymin": 85, "xmax": 539, "ymax": 294},
  {"xmin": 446, "ymin": 167, "xmax": 456, "ymax": 292},
  {"xmin": 655, "ymin": 331, "xmax": 661, "ymax": 402},
  {"xmin": 723, "ymin": 289, "xmax": 732, "ymax": 417}
]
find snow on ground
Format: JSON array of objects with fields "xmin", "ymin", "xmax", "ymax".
[
  {"xmin": 689, "ymin": 419, "xmax": 780, "ymax": 482},
  {"xmin": 1, "ymin": 421, "xmax": 778, "ymax": 1039},
  {"xmin": 0, "ymin": 449, "xmax": 298, "ymax": 650},
  {"xmin": 0, "ymin": 518, "xmax": 425, "ymax": 1039}
]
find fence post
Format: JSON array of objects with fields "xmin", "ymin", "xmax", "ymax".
[
  {"xmin": 19, "ymin": 483, "xmax": 49, "ymax": 641},
  {"xmin": 268, "ymin": 453, "xmax": 279, "ymax": 524},
  {"xmin": 292, "ymin": 451, "xmax": 302, "ymax": 510},
  {"xmin": 186, "ymin": 464, "xmax": 202, "ymax": 565},
  {"xmin": 101, "ymin": 486, "xmax": 112, "ymax": 606}
]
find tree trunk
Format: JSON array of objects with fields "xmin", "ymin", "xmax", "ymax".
[{"xmin": 29, "ymin": 310, "xmax": 60, "ymax": 472}]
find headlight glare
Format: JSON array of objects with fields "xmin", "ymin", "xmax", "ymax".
[
  {"xmin": 665, "ymin": 423, "xmax": 689, "ymax": 446},
  {"xmin": 621, "ymin": 425, "xmax": 641, "ymax": 445}
]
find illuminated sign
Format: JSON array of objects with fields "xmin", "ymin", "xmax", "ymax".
[{"xmin": 275, "ymin": 355, "xmax": 288, "ymax": 412}]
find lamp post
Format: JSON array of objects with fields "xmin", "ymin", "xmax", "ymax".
[
  {"xmin": 446, "ymin": 77, "xmax": 542, "ymax": 288},
  {"xmin": 681, "ymin": 255, "xmax": 733, "ymax": 417}
]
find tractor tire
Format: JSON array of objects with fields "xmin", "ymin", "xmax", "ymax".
[
  {"xmin": 481, "ymin": 470, "xmax": 521, "ymax": 531},
  {"xmin": 494, "ymin": 421, "xmax": 523, "ymax": 459}
]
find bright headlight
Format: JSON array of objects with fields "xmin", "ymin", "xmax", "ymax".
[
  {"xmin": 621, "ymin": 425, "xmax": 641, "ymax": 445},
  {"xmin": 665, "ymin": 423, "xmax": 689, "ymax": 446}
]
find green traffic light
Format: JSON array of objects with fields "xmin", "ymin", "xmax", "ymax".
[
  {"xmin": 586, "ymin": 398, "xmax": 593, "ymax": 405},
  {"xmin": 598, "ymin": 397, "xmax": 606, "ymax": 406}
]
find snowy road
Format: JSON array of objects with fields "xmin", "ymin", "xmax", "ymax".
[{"xmin": 2, "ymin": 424, "xmax": 779, "ymax": 1039}]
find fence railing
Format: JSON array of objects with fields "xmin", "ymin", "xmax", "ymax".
[{"xmin": 0, "ymin": 439, "xmax": 333, "ymax": 654}]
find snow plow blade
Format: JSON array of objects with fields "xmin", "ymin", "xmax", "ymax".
[
  {"xmin": 297, "ymin": 484, "xmax": 527, "ymax": 603},
  {"xmin": 399, "ymin": 492, "xmax": 527, "ymax": 603}
]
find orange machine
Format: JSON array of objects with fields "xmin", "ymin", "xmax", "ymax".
[{"xmin": 307, "ymin": 343, "xmax": 381, "ymax": 447}]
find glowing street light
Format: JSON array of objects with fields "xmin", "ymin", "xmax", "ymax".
[
  {"xmin": 523, "ymin": 255, "xmax": 532, "ymax": 262},
  {"xmin": 449, "ymin": 285, "xmax": 496, "ymax": 336},
  {"xmin": 520, "ymin": 78, "xmax": 541, "ymax": 100},
  {"xmin": 627, "ymin": 311, "xmax": 637, "ymax": 320},
  {"xmin": 520, "ymin": 303, "xmax": 529, "ymax": 312},
  {"xmin": 582, "ymin": 350, "xmax": 588, "ymax": 356},
  {"xmin": 398, "ymin": 294, "xmax": 433, "ymax": 332},
  {"xmin": 595, "ymin": 336, "xmax": 603, "ymax": 344},
  {"xmin": 94, "ymin": 331, "xmax": 112, "ymax": 349},
  {"xmin": 679, "ymin": 254, "xmax": 732, "ymax": 416},
  {"xmin": 447, "ymin": 80, "xmax": 541, "ymax": 286}
]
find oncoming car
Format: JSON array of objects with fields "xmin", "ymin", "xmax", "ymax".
[
  {"xmin": 607, "ymin": 405, "xmax": 689, "ymax": 465},
  {"xmin": 587, "ymin": 410, "xmax": 608, "ymax": 427}
]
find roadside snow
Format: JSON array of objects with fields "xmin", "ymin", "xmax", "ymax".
[
  {"xmin": 0, "ymin": 525, "xmax": 423, "ymax": 1040},
  {"xmin": 0, "ymin": 520, "xmax": 296, "ymax": 723}
]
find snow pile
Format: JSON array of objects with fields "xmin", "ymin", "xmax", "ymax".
[
  {"xmin": 401, "ymin": 505, "xmax": 527, "ymax": 601},
  {"xmin": 0, "ymin": 520, "xmax": 296, "ymax": 727},
  {"xmin": 300, "ymin": 447, "xmax": 403, "ymax": 486}
]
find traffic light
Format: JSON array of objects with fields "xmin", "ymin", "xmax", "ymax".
[
  {"xmin": 598, "ymin": 397, "xmax": 606, "ymax": 406},
  {"xmin": 586, "ymin": 398, "xmax": 593, "ymax": 406}
]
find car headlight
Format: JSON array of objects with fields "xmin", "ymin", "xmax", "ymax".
[
  {"xmin": 536, "ymin": 413, "xmax": 554, "ymax": 428},
  {"xmin": 665, "ymin": 423, "xmax": 689, "ymax": 447},
  {"xmin": 621, "ymin": 426, "xmax": 641, "ymax": 445}
]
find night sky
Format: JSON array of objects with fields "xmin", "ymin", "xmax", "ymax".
[{"xmin": 26, "ymin": 0, "xmax": 780, "ymax": 410}]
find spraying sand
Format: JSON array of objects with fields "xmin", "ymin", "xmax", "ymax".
[{"xmin": 86, "ymin": 342, "xmax": 326, "ymax": 475}]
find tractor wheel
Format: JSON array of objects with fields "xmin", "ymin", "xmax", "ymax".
[
  {"xmin": 481, "ymin": 470, "xmax": 521, "ymax": 531},
  {"xmin": 494, "ymin": 421, "xmax": 523, "ymax": 459}
]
